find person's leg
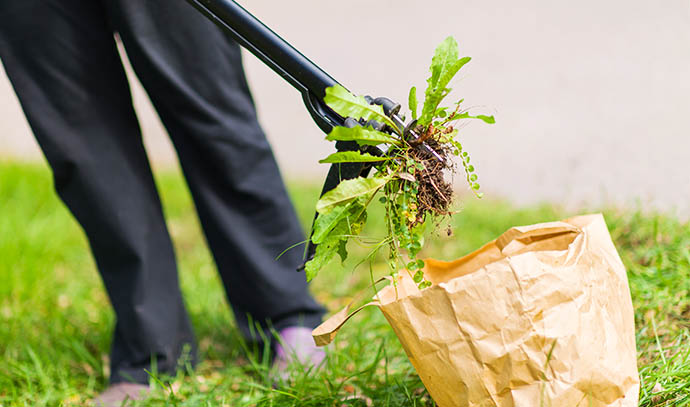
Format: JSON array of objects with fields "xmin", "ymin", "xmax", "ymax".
[
  {"xmin": 105, "ymin": 0, "xmax": 325, "ymax": 341},
  {"xmin": 0, "ymin": 0, "xmax": 195, "ymax": 384}
]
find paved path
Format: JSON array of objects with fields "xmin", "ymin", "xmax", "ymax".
[{"xmin": 2, "ymin": 0, "xmax": 689, "ymax": 215}]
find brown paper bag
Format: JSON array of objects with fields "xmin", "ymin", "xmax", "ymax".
[{"xmin": 313, "ymin": 214, "xmax": 639, "ymax": 407}]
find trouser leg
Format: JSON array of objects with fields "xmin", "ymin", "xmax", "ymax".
[
  {"xmin": 0, "ymin": 0, "xmax": 195, "ymax": 384},
  {"xmin": 104, "ymin": 0, "xmax": 325, "ymax": 341}
]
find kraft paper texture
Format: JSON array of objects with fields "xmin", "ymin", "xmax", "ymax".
[{"xmin": 313, "ymin": 214, "xmax": 639, "ymax": 406}]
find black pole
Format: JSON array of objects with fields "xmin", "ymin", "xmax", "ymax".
[
  {"xmin": 186, "ymin": 0, "xmax": 337, "ymax": 97},
  {"xmin": 186, "ymin": 0, "xmax": 369, "ymax": 268},
  {"xmin": 186, "ymin": 0, "xmax": 345, "ymax": 133}
]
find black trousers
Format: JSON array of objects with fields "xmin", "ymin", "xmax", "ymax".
[{"xmin": 0, "ymin": 0, "xmax": 324, "ymax": 384}]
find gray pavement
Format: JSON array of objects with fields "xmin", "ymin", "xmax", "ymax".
[{"xmin": 1, "ymin": 0, "xmax": 689, "ymax": 215}]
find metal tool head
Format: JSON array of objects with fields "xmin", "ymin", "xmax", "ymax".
[
  {"xmin": 384, "ymin": 106, "xmax": 445, "ymax": 165},
  {"xmin": 364, "ymin": 96, "xmax": 444, "ymax": 164}
]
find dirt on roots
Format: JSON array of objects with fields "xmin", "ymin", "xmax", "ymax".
[{"xmin": 409, "ymin": 137, "xmax": 454, "ymax": 224}]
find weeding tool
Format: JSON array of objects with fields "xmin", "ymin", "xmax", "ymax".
[{"xmin": 185, "ymin": 0, "xmax": 443, "ymax": 266}]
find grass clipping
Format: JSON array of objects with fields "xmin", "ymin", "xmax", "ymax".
[{"xmin": 306, "ymin": 36, "xmax": 495, "ymax": 287}]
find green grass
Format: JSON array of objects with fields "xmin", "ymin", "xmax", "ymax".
[{"xmin": 0, "ymin": 160, "xmax": 688, "ymax": 406}]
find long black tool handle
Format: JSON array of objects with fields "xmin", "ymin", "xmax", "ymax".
[
  {"xmin": 186, "ymin": 0, "xmax": 371, "ymax": 269},
  {"xmin": 186, "ymin": 0, "xmax": 345, "ymax": 133}
]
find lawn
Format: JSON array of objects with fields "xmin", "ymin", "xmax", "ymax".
[{"xmin": 0, "ymin": 161, "xmax": 688, "ymax": 406}]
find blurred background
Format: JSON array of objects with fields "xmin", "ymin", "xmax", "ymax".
[
  {"xmin": 1, "ymin": 0, "xmax": 688, "ymax": 215},
  {"xmin": 2, "ymin": 1, "xmax": 690, "ymax": 404}
]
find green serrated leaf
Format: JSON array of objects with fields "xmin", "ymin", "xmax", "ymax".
[
  {"xmin": 306, "ymin": 216, "xmax": 355, "ymax": 281},
  {"xmin": 311, "ymin": 204, "xmax": 350, "ymax": 245},
  {"xmin": 429, "ymin": 37, "xmax": 459, "ymax": 91},
  {"xmin": 312, "ymin": 198, "xmax": 367, "ymax": 244},
  {"xmin": 324, "ymin": 85, "xmax": 399, "ymax": 131},
  {"xmin": 304, "ymin": 236, "xmax": 340, "ymax": 281},
  {"xmin": 326, "ymin": 125, "xmax": 399, "ymax": 146},
  {"xmin": 419, "ymin": 36, "xmax": 472, "ymax": 126},
  {"xmin": 336, "ymin": 239, "xmax": 348, "ymax": 263},
  {"xmin": 475, "ymin": 114, "xmax": 495, "ymax": 124},
  {"xmin": 453, "ymin": 112, "xmax": 495, "ymax": 124},
  {"xmin": 304, "ymin": 255, "xmax": 322, "ymax": 282},
  {"xmin": 408, "ymin": 86, "xmax": 418, "ymax": 121},
  {"xmin": 349, "ymin": 209, "xmax": 367, "ymax": 236},
  {"xmin": 316, "ymin": 176, "xmax": 389, "ymax": 214},
  {"xmin": 318, "ymin": 151, "xmax": 390, "ymax": 164},
  {"xmin": 437, "ymin": 57, "xmax": 470, "ymax": 90}
]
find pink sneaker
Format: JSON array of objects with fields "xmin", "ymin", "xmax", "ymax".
[
  {"xmin": 272, "ymin": 326, "xmax": 326, "ymax": 381},
  {"xmin": 92, "ymin": 382, "xmax": 150, "ymax": 406}
]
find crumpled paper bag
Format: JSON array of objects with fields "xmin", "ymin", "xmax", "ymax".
[{"xmin": 313, "ymin": 214, "xmax": 639, "ymax": 406}]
